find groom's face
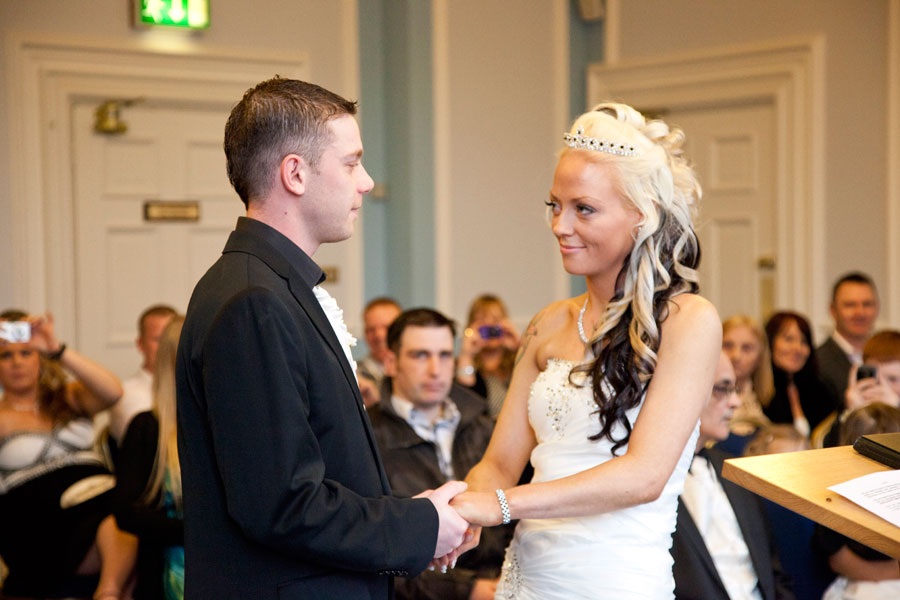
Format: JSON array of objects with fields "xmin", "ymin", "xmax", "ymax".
[{"xmin": 387, "ymin": 325, "xmax": 455, "ymax": 409}]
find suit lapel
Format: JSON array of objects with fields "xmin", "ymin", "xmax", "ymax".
[
  {"xmin": 711, "ymin": 450, "xmax": 774, "ymax": 600},
  {"xmin": 676, "ymin": 497, "xmax": 730, "ymax": 597},
  {"xmin": 224, "ymin": 225, "xmax": 393, "ymax": 492},
  {"xmin": 287, "ymin": 277, "xmax": 360, "ymax": 399},
  {"xmin": 285, "ymin": 273, "xmax": 393, "ymax": 492}
]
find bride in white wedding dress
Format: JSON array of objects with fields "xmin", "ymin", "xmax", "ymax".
[{"xmin": 446, "ymin": 103, "xmax": 722, "ymax": 599}]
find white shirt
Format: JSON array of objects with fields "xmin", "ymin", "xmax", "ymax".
[
  {"xmin": 99, "ymin": 368, "xmax": 152, "ymax": 443},
  {"xmin": 682, "ymin": 453, "xmax": 763, "ymax": 600},
  {"xmin": 832, "ymin": 331, "xmax": 863, "ymax": 366},
  {"xmin": 390, "ymin": 395, "xmax": 461, "ymax": 479},
  {"xmin": 312, "ymin": 285, "xmax": 357, "ymax": 374}
]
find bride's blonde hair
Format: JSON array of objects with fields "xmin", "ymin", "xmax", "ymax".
[{"xmin": 567, "ymin": 103, "xmax": 702, "ymax": 453}]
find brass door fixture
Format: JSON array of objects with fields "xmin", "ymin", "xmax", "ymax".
[{"xmin": 93, "ymin": 98, "xmax": 144, "ymax": 135}]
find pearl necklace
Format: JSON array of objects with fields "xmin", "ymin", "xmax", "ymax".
[{"xmin": 577, "ymin": 297, "xmax": 590, "ymax": 344}]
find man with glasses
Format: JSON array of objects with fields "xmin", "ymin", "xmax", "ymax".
[{"xmin": 670, "ymin": 352, "xmax": 795, "ymax": 600}]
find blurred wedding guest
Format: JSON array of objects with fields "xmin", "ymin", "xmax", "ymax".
[
  {"xmin": 671, "ymin": 352, "xmax": 795, "ymax": 600},
  {"xmin": 455, "ymin": 294, "xmax": 520, "ymax": 417},
  {"xmin": 368, "ymin": 309, "xmax": 510, "ymax": 600},
  {"xmin": 114, "ymin": 315, "xmax": 185, "ymax": 600},
  {"xmin": 822, "ymin": 330, "xmax": 900, "ymax": 448},
  {"xmin": 718, "ymin": 315, "xmax": 773, "ymax": 455},
  {"xmin": 99, "ymin": 304, "xmax": 176, "ymax": 446},
  {"xmin": 744, "ymin": 424, "xmax": 809, "ymax": 456},
  {"xmin": 357, "ymin": 297, "xmax": 402, "ymax": 406},
  {"xmin": 816, "ymin": 273, "xmax": 879, "ymax": 408},
  {"xmin": 844, "ymin": 331, "xmax": 900, "ymax": 411},
  {"xmin": 0, "ymin": 310, "xmax": 136, "ymax": 600},
  {"xmin": 745, "ymin": 426, "xmax": 833, "ymax": 600},
  {"xmin": 816, "ymin": 403, "xmax": 900, "ymax": 600},
  {"xmin": 763, "ymin": 312, "xmax": 836, "ymax": 436}
]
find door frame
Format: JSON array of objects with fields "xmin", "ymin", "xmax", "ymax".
[
  {"xmin": 5, "ymin": 35, "xmax": 343, "ymax": 344},
  {"xmin": 586, "ymin": 36, "xmax": 826, "ymax": 326}
]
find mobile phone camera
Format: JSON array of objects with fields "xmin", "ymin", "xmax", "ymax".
[
  {"xmin": 856, "ymin": 364, "xmax": 878, "ymax": 381},
  {"xmin": 0, "ymin": 321, "xmax": 31, "ymax": 344},
  {"xmin": 478, "ymin": 325, "xmax": 504, "ymax": 339}
]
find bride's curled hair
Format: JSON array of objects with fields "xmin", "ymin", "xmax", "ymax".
[{"xmin": 567, "ymin": 103, "xmax": 702, "ymax": 454}]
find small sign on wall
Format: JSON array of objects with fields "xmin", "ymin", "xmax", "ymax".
[{"xmin": 144, "ymin": 200, "xmax": 200, "ymax": 222}]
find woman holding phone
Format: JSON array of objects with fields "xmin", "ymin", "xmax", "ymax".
[
  {"xmin": 456, "ymin": 294, "xmax": 520, "ymax": 418},
  {"xmin": 0, "ymin": 310, "xmax": 136, "ymax": 599}
]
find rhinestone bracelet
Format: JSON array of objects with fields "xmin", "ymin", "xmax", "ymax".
[{"xmin": 495, "ymin": 489, "xmax": 511, "ymax": 525}]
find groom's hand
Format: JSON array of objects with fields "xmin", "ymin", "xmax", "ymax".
[{"xmin": 415, "ymin": 481, "xmax": 469, "ymax": 558}]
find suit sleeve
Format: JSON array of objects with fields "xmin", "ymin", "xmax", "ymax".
[{"xmin": 201, "ymin": 287, "xmax": 438, "ymax": 574}]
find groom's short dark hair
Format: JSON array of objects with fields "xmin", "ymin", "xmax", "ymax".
[
  {"xmin": 387, "ymin": 308, "xmax": 457, "ymax": 353},
  {"xmin": 224, "ymin": 76, "xmax": 358, "ymax": 208}
]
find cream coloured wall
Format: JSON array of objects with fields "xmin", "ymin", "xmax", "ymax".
[
  {"xmin": 0, "ymin": 0, "xmax": 571, "ymax": 337},
  {"xmin": 0, "ymin": 0, "xmax": 355, "ymax": 312},
  {"xmin": 608, "ymin": 0, "xmax": 890, "ymax": 325},
  {"xmin": 5, "ymin": 1, "xmax": 887, "ymax": 337},
  {"xmin": 434, "ymin": 0, "xmax": 570, "ymax": 329}
]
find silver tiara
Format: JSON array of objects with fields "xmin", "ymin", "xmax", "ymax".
[{"xmin": 563, "ymin": 126, "xmax": 640, "ymax": 156}]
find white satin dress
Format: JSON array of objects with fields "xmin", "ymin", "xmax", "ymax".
[{"xmin": 494, "ymin": 359, "xmax": 698, "ymax": 599}]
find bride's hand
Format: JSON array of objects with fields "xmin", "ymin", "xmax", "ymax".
[
  {"xmin": 450, "ymin": 490, "xmax": 503, "ymax": 527},
  {"xmin": 428, "ymin": 526, "xmax": 481, "ymax": 572}
]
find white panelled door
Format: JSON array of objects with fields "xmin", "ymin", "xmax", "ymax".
[
  {"xmin": 71, "ymin": 101, "xmax": 243, "ymax": 377},
  {"xmin": 665, "ymin": 101, "xmax": 777, "ymax": 322}
]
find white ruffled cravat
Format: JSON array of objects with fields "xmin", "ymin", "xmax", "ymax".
[{"xmin": 312, "ymin": 285, "xmax": 357, "ymax": 374}]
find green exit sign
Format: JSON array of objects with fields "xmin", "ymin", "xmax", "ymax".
[{"xmin": 134, "ymin": 0, "xmax": 210, "ymax": 29}]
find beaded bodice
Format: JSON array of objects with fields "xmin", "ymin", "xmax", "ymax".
[
  {"xmin": 527, "ymin": 359, "xmax": 641, "ymax": 482},
  {"xmin": 496, "ymin": 358, "xmax": 698, "ymax": 599}
]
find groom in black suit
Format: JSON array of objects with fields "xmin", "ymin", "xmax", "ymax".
[{"xmin": 176, "ymin": 78, "xmax": 468, "ymax": 599}]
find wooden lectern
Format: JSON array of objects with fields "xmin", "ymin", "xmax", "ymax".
[{"xmin": 722, "ymin": 445, "xmax": 900, "ymax": 559}]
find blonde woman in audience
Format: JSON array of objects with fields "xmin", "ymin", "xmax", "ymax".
[
  {"xmin": 817, "ymin": 403, "xmax": 900, "ymax": 599},
  {"xmin": 722, "ymin": 315, "xmax": 773, "ymax": 433},
  {"xmin": 456, "ymin": 294, "xmax": 520, "ymax": 417},
  {"xmin": 447, "ymin": 103, "xmax": 721, "ymax": 598},
  {"xmin": 114, "ymin": 316, "xmax": 185, "ymax": 600},
  {"xmin": 718, "ymin": 315, "xmax": 774, "ymax": 455},
  {"xmin": 0, "ymin": 310, "xmax": 136, "ymax": 600}
]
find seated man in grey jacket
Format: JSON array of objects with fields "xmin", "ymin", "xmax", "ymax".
[{"xmin": 367, "ymin": 308, "xmax": 514, "ymax": 600}]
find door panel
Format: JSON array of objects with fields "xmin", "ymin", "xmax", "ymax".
[
  {"xmin": 71, "ymin": 101, "xmax": 243, "ymax": 377},
  {"xmin": 664, "ymin": 101, "xmax": 777, "ymax": 322}
]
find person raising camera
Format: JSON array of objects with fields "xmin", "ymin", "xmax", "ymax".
[
  {"xmin": 456, "ymin": 294, "xmax": 521, "ymax": 418},
  {"xmin": 821, "ymin": 330, "xmax": 900, "ymax": 448},
  {"xmin": 0, "ymin": 310, "xmax": 136, "ymax": 599}
]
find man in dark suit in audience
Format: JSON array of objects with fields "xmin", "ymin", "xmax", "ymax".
[
  {"xmin": 176, "ymin": 77, "xmax": 468, "ymax": 600},
  {"xmin": 368, "ymin": 309, "xmax": 512, "ymax": 600},
  {"xmin": 671, "ymin": 352, "xmax": 795, "ymax": 600},
  {"xmin": 816, "ymin": 272, "xmax": 879, "ymax": 408}
]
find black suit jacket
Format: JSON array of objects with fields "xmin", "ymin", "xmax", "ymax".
[
  {"xmin": 816, "ymin": 337, "xmax": 852, "ymax": 408},
  {"xmin": 176, "ymin": 217, "xmax": 438, "ymax": 599},
  {"xmin": 671, "ymin": 448, "xmax": 794, "ymax": 600}
]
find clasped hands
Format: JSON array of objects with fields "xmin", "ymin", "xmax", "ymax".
[{"xmin": 414, "ymin": 481, "xmax": 507, "ymax": 572}]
